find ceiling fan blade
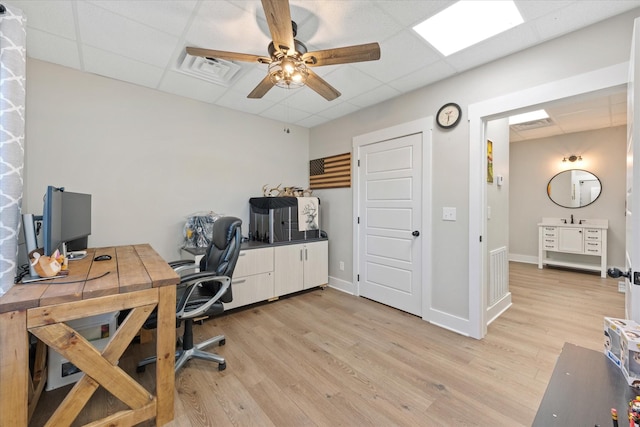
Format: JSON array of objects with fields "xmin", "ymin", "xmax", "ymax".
[
  {"xmin": 248, "ymin": 75, "xmax": 275, "ymax": 99},
  {"xmin": 262, "ymin": 0, "xmax": 295, "ymax": 54},
  {"xmin": 302, "ymin": 42, "xmax": 381, "ymax": 67},
  {"xmin": 186, "ymin": 47, "xmax": 271, "ymax": 64},
  {"xmin": 305, "ymin": 69, "xmax": 341, "ymax": 101}
]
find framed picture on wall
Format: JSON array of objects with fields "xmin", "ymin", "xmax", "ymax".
[{"xmin": 487, "ymin": 139, "xmax": 494, "ymax": 183}]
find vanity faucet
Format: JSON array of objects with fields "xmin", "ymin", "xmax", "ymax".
[{"xmin": 570, "ymin": 214, "xmax": 574, "ymax": 224}]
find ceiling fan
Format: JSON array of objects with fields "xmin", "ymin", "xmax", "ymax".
[{"xmin": 185, "ymin": 0, "xmax": 381, "ymax": 101}]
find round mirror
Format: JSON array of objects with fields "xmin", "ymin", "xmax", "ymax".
[{"xmin": 547, "ymin": 169, "xmax": 602, "ymax": 208}]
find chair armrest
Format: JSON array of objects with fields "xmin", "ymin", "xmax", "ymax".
[
  {"xmin": 177, "ymin": 273, "xmax": 231, "ymax": 319},
  {"xmin": 169, "ymin": 259, "xmax": 197, "ymax": 274}
]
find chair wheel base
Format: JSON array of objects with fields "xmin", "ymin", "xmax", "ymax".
[
  {"xmin": 220, "ymin": 338, "xmax": 226, "ymax": 346},
  {"xmin": 218, "ymin": 362, "xmax": 226, "ymax": 371}
]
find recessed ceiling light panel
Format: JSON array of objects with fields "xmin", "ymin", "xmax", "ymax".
[
  {"xmin": 509, "ymin": 109, "xmax": 549, "ymax": 125},
  {"xmin": 413, "ymin": 1, "xmax": 524, "ymax": 56}
]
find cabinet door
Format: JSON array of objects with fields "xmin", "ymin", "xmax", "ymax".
[
  {"xmin": 274, "ymin": 244, "xmax": 304, "ymax": 296},
  {"xmin": 558, "ymin": 227, "xmax": 584, "ymax": 253},
  {"xmin": 303, "ymin": 241, "xmax": 328, "ymax": 289},
  {"xmin": 225, "ymin": 272, "xmax": 274, "ymax": 310}
]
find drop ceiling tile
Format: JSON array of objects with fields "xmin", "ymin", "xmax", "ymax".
[
  {"xmin": 295, "ymin": 114, "xmax": 331, "ymax": 128},
  {"xmin": 387, "ymin": 60, "xmax": 456, "ymax": 93},
  {"xmin": 515, "ymin": 124, "xmax": 564, "ymax": 140},
  {"xmin": 186, "ymin": 1, "xmax": 269, "ymax": 56},
  {"xmin": 26, "ymin": 29, "xmax": 81, "ymax": 70},
  {"xmin": 159, "ymin": 71, "xmax": 229, "ymax": 104},
  {"xmin": 444, "ymin": 25, "xmax": 540, "ymax": 72},
  {"xmin": 86, "ymin": 0, "xmax": 198, "ymax": 36},
  {"xmin": 9, "ymin": 0, "xmax": 76, "ymax": 39},
  {"xmin": 215, "ymin": 89, "xmax": 275, "ymax": 115},
  {"xmin": 530, "ymin": 2, "xmax": 637, "ymax": 41},
  {"xmin": 559, "ymin": 109, "xmax": 611, "ymax": 132},
  {"xmin": 317, "ymin": 101, "xmax": 361, "ymax": 120},
  {"xmin": 353, "ymin": 31, "xmax": 441, "ymax": 83},
  {"xmin": 284, "ymin": 86, "xmax": 340, "ymax": 114},
  {"xmin": 318, "ymin": 66, "xmax": 382, "ymax": 101},
  {"xmin": 259, "ymin": 103, "xmax": 312, "ymax": 123},
  {"xmin": 374, "ymin": 0, "xmax": 451, "ymax": 27},
  {"xmin": 76, "ymin": 2, "xmax": 179, "ymax": 68},
  {"xmin": 82, "ymin": 46, "xmax": 164, "ymax": 89},
  {"xmin": 349, "ymin": 85, "xmax": 401, "ymax": 108},
  {"xmin": 515, "ymin": 0, "xmax": 574, "ymax": 21},
  {"xmin": 612, "ymin": 112, "xmax": 626, "ymax": 127},
  {"xmin": 298, "ymin": 1, "xmax": 403, "ymax": 47}
]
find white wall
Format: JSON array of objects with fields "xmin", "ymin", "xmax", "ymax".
[
  {"xmin": 509, "ymin": 125, "xmax": 627, "ymax": 266},
  {"xmin": 486, "ymin": 119, "xmax": 510, "ymax": 254},
  {"xmin": 23, "ymin": 59, "xmax": 310, "ymax": 262},
  {"xmin": 310, "ymin": 8, "xmax": 640, "ymax": 333}
]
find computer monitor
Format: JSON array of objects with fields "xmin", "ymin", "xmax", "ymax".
[
  {"xmin": 42, "ymin": 186, "xmax": 92, "ymax": 256},
  {"xmin": 61, "ymin": 191, "xmax": 91, "ymax": 247},
  {"xmin": 42, "ymin": 186, "xmax": 63, "ymax": 256}
]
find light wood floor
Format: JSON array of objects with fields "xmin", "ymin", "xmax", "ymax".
[{"xmin": 31, "ymin": 262, "xmax": 625, "ymax": 426}]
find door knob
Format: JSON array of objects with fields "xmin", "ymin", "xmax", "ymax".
[
  {"xmin": 412, "ymin": 230, "xmax": 420, "ymax": 237},
  {"xmin": 608, "ymin": 267, "xmax": 631, "ymax": 279}
]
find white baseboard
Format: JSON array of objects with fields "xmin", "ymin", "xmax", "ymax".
[
  {"xmin": 509, "ymin": 253, "xmax": 537, "ymax": 264},
  {"xmin": 328, "ymin": 276, "xmax": 356, "ymax": 295},
  {"xmin": 428, "ymin": 308, "xmax": 472, "ymax": 338},
  {"xmin": 487, "ymin": 292, "xmax": 512, "ymax": 325}
]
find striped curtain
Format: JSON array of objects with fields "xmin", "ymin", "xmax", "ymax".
[{"xmin": 0, "ymin": 4, "xmax": 26, "ymax": 296}]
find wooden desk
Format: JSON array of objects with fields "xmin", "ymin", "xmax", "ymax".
[{"xmin": 0, "ymin": 244, "xmax": 179, "ymax": 427}]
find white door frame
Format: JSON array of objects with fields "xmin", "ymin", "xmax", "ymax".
[
  {"xmin": 468, "ymin": 62, "xmax": 629, "ymax": 339},
  {"xmin": 353, "ymin": 117, "xmax": 433, "ymax": 320}
]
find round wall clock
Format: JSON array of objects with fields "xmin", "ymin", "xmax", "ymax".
[{"xmin": 436, "ymin": 103, "xmax": 462, "ymax": 129}]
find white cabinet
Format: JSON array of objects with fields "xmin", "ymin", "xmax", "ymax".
[
  {"xmin": 225, "ymin": 247, "xmax": 274, "ymax": 310},
  {"xmin": 275, "ymin": 240, "xmax": 329, "ymax": 296},
  {"xmin": 558, "ymin": 227, "xmax": 585, "ymax": 253},
  {"xmin": 538, "ymin": 218, "xmax": 608, "ymax": 277},
  {"xmin": 182, "ymin": 239, "xmax": 328, "ymax": 310},
  {"xmin": 303, "ymin": 241, "xmax": 329, "ymax": 289}
]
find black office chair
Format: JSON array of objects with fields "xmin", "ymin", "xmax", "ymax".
[{"xmin": 138, "ymin": 216, "xmax": 242, "ymax": 372}]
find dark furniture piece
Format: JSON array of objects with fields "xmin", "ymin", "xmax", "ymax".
[
  {"xmin": 249, "ymin": 196, "xmax": 320, "ymax": 243},
  {"xmin": 533, "ymin": 342, "xmax": 637, "ymax": 426},
  {"xmin": 138, "ymin": 216, "xmax": 242, "ymax": 372}
]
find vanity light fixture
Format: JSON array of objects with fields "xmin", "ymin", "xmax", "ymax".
[{"xmin": 563, "ymin": 155, "xmax": 582, "ymax": 163}]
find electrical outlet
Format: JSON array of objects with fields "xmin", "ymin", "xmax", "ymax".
[
  {"xmin": 443, "ymin": 207, "xmax": 456, "ymax": 221},
  {"xmin": 619, "ymin": 281, "xmax": 626, "ymax": 293},
  {"xmin": 339, "ymin": 261, "xmax": 345, "ymax": 271}
]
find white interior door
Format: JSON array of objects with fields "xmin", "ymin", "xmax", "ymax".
[
  {"xmin": 626, "ymin": 18, "xmax": 640, "ymax": 321},
  {"xmin": 357, "ymin": 133, "xmax": 422, "ymax": 316}
]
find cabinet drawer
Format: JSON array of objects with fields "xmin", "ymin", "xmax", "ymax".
[
  {"xmin": 225, "ymin": 272, "xmax": 275, "ymax": 310},
  {"xmin": 584, "ymin": 228, "xmax": 601, "ymax": 240},
  {"xmin": 584, "ymin": 241, "xmax": 602, "ymax": 255},
  {"xmin": 543, "ymin": 239, "xmax": 557, "ymax": 250},
  {"xmin": 234, "ymin": 247, "xmax": 274, "ymax": 277},
  {"xmin": 543, "ymin": 227, "xmax": 557, "ymax": 236}
]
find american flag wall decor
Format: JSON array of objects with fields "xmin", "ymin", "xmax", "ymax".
[{"xmin": 309, "ymin": 152, "xmax": 351, "ymax": 189}]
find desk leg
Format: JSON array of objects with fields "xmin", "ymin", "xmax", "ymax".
[
  {"xmin": 0, "ymin": 310, "xmax": 28, "ymax": 427},
  {"xmin": 155, "ymin": 285, "xmax": 176, "ymax": 426}
]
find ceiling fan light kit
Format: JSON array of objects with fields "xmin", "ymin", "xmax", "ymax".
[
  {"xmin": 185, "ymin": 0, "xmax": 380, "ymax": 101},
  {"xmin": 269, "ymin": 57, "xmax": 308, "ymax": 89}
]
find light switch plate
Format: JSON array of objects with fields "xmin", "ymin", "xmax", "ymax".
[{"xmin": 443, "ymin": 207, "xmax": 456, "ymax": 221}]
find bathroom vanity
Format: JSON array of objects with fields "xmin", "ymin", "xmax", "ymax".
[{"xmin": 538, "ymin": 217, "xmax": 608, "ymax": 277}]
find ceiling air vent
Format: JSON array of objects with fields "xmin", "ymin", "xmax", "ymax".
[
  {"xmin": 510, "ymin": 118, "xmax": 555, "ymax": 131},
  {"xmin": 177, "ymin": 52, "xmax": 242, "ymax": 86}
]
